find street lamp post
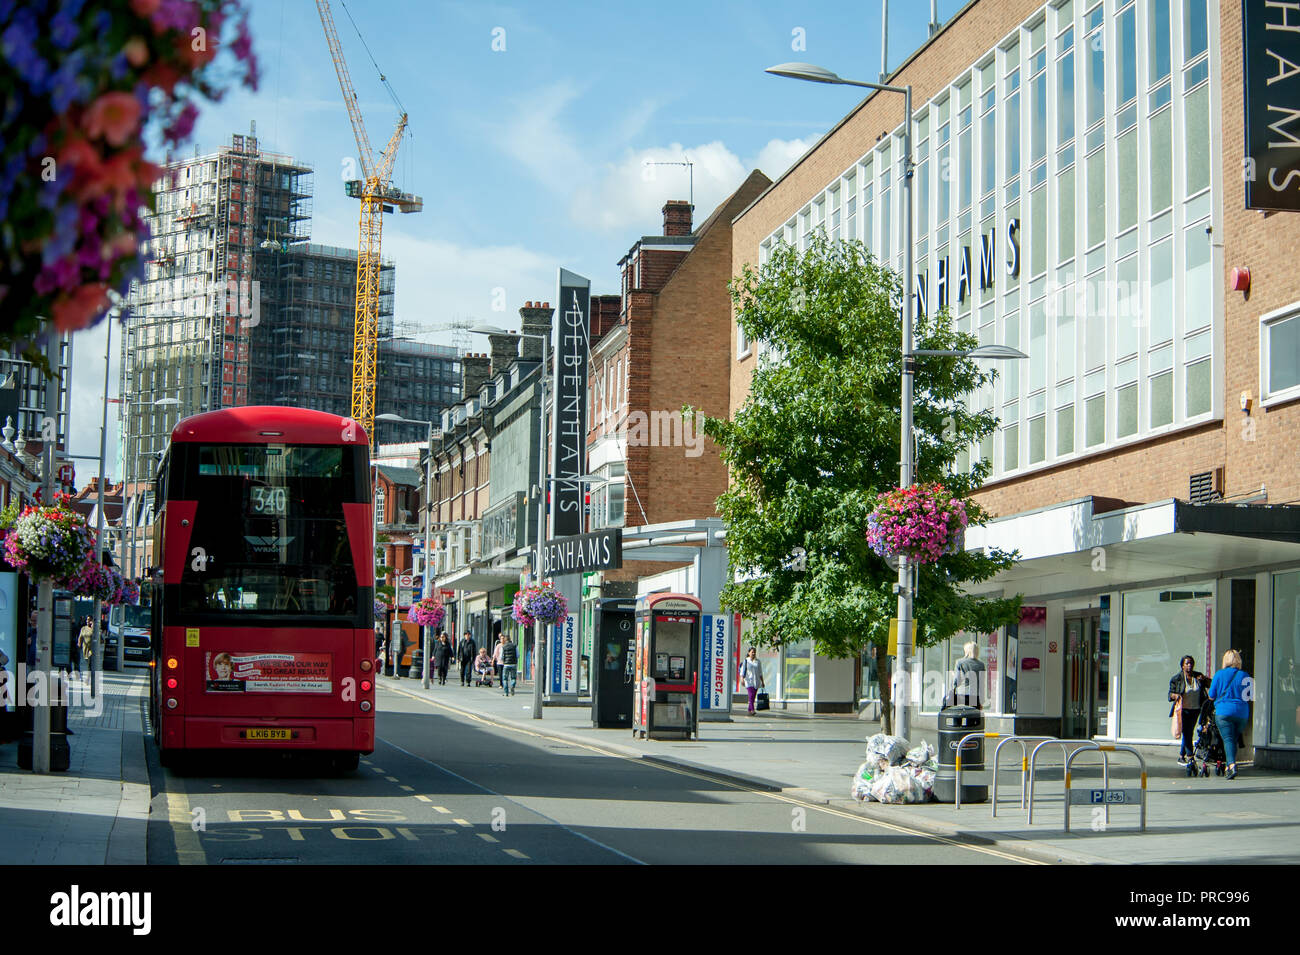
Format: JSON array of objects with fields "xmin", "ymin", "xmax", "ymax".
[
  {"xmin": 375, "ymin": 413, "xmax": 436, "ymax": 690},
  {"xmin": 767, "ymin": 62, "xmax": 917, "ymax": 739},
  {"xmin": 469, "ymin": 324, "xmax": 549, "ymax": 719}
]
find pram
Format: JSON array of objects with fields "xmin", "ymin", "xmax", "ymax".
[{"xmin": 1190, "ymin": 697, "xmax": 1227, "ymax": 777}]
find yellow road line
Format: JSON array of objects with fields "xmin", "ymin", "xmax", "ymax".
[
  {"xmin": 431, "ymin": 805, "xmax": 451, "ymax": 814},
  {"xmin": 414, "ymin": 794, "xmax": 432, "ymax": 803},
  {"xmin": 380, "ymin": 681, "xmax": 1038, "ymax": 865},
  {"xmin": 477, "ymin": 833, "xmax": 499, "ymax": 843},
  {"xmin": 503, "ymin": 848, "xmax": 529, "ymax": 860},
  {"xmin": 399, "ymin": 785, "xmax": 414, "ymax": 792},
  {"xmin": 384, "ymin": 776, "xmax": 399, "ymax": 782},
  {"xmin": 163, "ymin": 788, "xmax": 207, "ymax": 866},
  {"xmin": 452, "ymin": 818, "xmax": 472, "ymax": 827}
]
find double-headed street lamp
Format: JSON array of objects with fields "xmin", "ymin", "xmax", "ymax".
[
  {"xmin": 375, "ymin": 412, "xmax": 436, "ymax": 690},
  {"xmin": 469, "ymin": 323, "xmax": 550, "ymax": 719},
  {"xmin": 769, "ymin": 63, "xmax": 1025, "ymax": 741}
]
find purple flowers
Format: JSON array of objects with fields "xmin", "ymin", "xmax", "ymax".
[
  {"xmin": 866, "ymin": 483, "xmax": 970, "ymax": 565},
  {"xmin": 408, "ymin": 597, "xmax": 446, "ymax": 628},
  {"xmin": 513, "ymin": 584, "xmax": 568, "ymax": 626}
]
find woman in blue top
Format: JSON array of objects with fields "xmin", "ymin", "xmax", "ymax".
[{"xmin": 1208, "ymin": 649, "xmax": 1252, "ymax": 780}]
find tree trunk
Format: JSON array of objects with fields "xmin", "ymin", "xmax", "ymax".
[{"xmin": 876, "ymin": 645, "xmax": 892, "ymax": 736}]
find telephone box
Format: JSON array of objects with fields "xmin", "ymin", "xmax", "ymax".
[
  {"xmin": 590, "ymin": 598, "xmax": 637, "ymax": 728},
  {"xmin": 633, "ymin": 593, "xmax": 701, "ymax": 740}
]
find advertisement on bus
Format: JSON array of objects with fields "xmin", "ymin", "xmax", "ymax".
[{"xmin": 205, "ymin": 651, "xmax": 333, "ymax": 693}]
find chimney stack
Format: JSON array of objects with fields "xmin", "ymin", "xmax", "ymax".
[
  {"xmin": 662, "ymin": 199, "xmax": 692, "ymax": 237},
  {"xmin": 518, "ymin": 300, "xmax": 554, "ymax": 363},
  {"xmin": 460, "ymin": 353, "xmax": 492, "ymax": 401},
  {"xmin": 488, "ymin": 334, "xmax": 519, "ymax": 377}
]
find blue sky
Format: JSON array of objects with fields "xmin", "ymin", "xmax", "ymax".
[{"xmin": 70, "ymin": 0, "xmax": 967, "ymax": 478}]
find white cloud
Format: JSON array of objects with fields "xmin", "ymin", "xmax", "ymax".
[
  {"xmin": 487, "ymin": 80, "xmax": 589, "ymax": 195},
  {"xmin": 569, "ymin": 137, "xmax": 809, "ymax": 233}
]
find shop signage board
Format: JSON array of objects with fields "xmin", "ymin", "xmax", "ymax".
[
  {"xmin": 699, "ymin": 613, "xmax": 732, "ymax": 720},
  {"xmin": 552, "ymin": 269, "xmax": 590, "ymax": 538},
  {"xmin": 539, "ymin": 529, "xmax": 622, "ymax": 576},
  {"xmin": 1244, "ymin": 0, "xmax": 1300, "ymax": 211}
]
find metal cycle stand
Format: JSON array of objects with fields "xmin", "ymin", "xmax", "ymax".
[
  {"xmin": 1063, "ymin": 743, "xmax": 1147, "ymax": 833},
  {"xmin": 1027, "ymin": 738, "xmax": 1110, "ymax": 826},
  {"xmin": 952, "ymin": 731, "xmax": 998, "ymax": 809},
  {"xmin": 989, "ymin": 735, "xmax": 1056, "ymax": 817}
]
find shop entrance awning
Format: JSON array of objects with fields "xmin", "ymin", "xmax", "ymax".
[
  {"xmin": 964, "ymin": 498, "xmax": 1300, "ymax": 599},
  {"xmin": 436, "ymin": 566, "xmax": 522, "ymax": 593}
]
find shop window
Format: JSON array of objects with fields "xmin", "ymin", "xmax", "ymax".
[
  {"xmin": 1119, "ymin": 585, "xmax": 1213, "ymax": 740},
  {"xmin": 1262, "ymin": 306, "xmax": 1300, "ymax": 403},
  {"xmin": 1270, "ymin": 571, "xmax": 1300, "ymax": 746},
  {"xmin": 783, "ymin": 638, "xmax": 811, "ymax": 700}
]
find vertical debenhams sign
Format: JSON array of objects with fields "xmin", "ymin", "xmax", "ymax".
[
  {"xmin": 1244, "ymin": 0, "xmax": 1300, "ymax": 211},
  {"xmin": 552, "ymin": 269, "xmax": 590, "ymax": 539}
]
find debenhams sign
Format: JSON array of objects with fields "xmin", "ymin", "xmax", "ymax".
[
  {"xmin": 1245, "ymin": 0, "xmax": 1300, "ymax": 211},
  {"xmin": 539, "ymin": 529, "xmax": 623, "ymax": 576}
]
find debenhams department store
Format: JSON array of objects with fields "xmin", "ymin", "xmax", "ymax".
[{"xmin": 731, "ymin": 0, "xmax": 1300, "ymax": 768}]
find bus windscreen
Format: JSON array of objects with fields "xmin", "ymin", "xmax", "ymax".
[{"xmin": 175, "ymin": 444, "xmax": 363, "ymax": 623}]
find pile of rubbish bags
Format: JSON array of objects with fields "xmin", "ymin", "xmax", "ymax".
[{"xmin": 851, "ymin": 734, "xmax": 939, "ymax": 804}]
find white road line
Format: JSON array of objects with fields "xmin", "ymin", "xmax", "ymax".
[
  {"xmin": 414, "ymin": 795, "xmax": 432, "ymax": 803},
  {"xmin": 381, "ymin": 681, "xmax": 1035, "ymax": 866},
  {"xmin": 452, "ymin": 818, "xmax": 472, "ymax": 827},
  {"xmin": 384, "ymin": 776, "xmax": 399, "ymax": 782},
  {"xmin": 431, "ymin": 806, "xmax": 451, "ymax": 814},
  {"xmin": 399, "ymin": 785, "xmax": 414, "ymax": 792},
  {"xmin": 503, "ymin": 848, "xmax": 529, "ymax": 860},
  {"xmin": 477, "ymin": 833, "xmax": 499, "ymax": 843}
]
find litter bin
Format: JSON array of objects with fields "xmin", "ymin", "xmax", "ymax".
[{"xmin": 933, "ymin": 705, "xmax": 986, "ymax": 803}]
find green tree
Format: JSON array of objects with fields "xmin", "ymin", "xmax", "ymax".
[{"xmin": 697, "ymin": 235, "xmax": 1021, "ymax": 733}]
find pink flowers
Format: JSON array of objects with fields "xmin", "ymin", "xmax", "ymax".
[
  {"xmin": 83, "ymin": 92, "xmax": 143, "ymax": 148},
  {"xmin": 866, "ymin": 483, "xmax": 970, "ymax": 565}
]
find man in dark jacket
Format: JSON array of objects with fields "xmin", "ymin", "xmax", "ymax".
[
  {"xmin": 499, "ymin": 635, "xmax": 519, "ymax": 697},
  {"xmin": 457, "ymin": 630, "xmax": 477, "ymax": 686}
]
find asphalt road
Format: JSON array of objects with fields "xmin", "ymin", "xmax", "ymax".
[{"xmin": 146, "ymin": 685, "xmax": 1026, "ymax": 865}]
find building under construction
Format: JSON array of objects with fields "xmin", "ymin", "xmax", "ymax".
[{"xmin": 123, "ymin": 125, "xmax": 461, "ymax": 472}]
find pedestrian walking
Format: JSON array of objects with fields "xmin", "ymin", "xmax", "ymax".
[
  {"xmin": 433, "ymin": 632, "xmax": 453, "ymax": 685},
  {"xmin": 393, "ymin": 628, "xmax": 413, "ymax": 679},
  {"xmin": 952, "ymin": 642, "xmax": 986, "ymax": 708},
  {"xmin": 739, "ymin": 647, "xmax": 764, "ymax": 715},
  {"xmin": 457, "ymin": 630, "xmax": 477, "ymax": 686},
  {"xmin": 1208, "ymin": 648, "xmax": 1252, "ymax": 780},
  {"xmin": 77, "ymin": 617, "xmax": 94, "ymax": 679},
  {"xmin": 499, "ymin": 633, "xmax": 518, "ymax": 697},
  {"xmin": 1169, "ymin": 655, "xmax": 1211, "ymax": 765}
]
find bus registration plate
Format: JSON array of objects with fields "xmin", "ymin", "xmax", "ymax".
[{"xmin": 245, "ymin": 728, "xmax": 292, "ymax": 740}]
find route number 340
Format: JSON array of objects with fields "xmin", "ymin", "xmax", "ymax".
[{"xmin": 250, "ymin": 486, "xmax": 288, "ymax": 515}]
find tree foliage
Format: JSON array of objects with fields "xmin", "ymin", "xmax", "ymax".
[{"xmin": 698, "ymin": 235, "xmax": 1021, "ymax": 667}]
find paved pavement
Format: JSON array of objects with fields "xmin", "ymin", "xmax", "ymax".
[
  {"xmin": 0, "ymin": 669, "xmax": 150, "ymax": 865},
  {"xmin": 3, "ymin": 666, "xmax": 1296, "ymax": 865},
  {"xmin": 377, "ymin": 673, "xmax": 1300, "ymax": 866}
]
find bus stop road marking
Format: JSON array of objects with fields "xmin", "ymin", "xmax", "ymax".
[
  {"xmin": 503, "ymin": 848, "xmax": 528, "ymax": 860},
  {"xmin": 163, "ymin": 789, "xmax": 208, "ymax": 866},
  {"xmin": 382, "ymin": 680, "xmax": 1040, "ymax": 866},
  {"xmin": 477, "ymin": 833, "xmax": 499, "ymax": 844},
  {"xmin": 452, "ymin": 818, "xmax": 472, "ymax": 827},
  {"xmin": 398, "ymin": 785, "xmax": 414, "ymax": 792},
  {"xmin": 414, "ymin": 795, "xmax": 432, "ymax": 803},
  {"xmin": 384, "ymin": 776, "xmax": 400, "ymax": 782},
  {"xmin": 431, "ymin": 806, "xmax": 451, "ymax": 814}
]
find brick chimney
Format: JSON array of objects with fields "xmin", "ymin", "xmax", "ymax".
[
  {"xmin": 662, "ymin": 199, "xmax": 692, "ymax": 236},
  {"xmin": 589, "ymin": 294, "xmax": 621, "ymax": 347},
  {"xmin": 461, "ymin": 353, "xmax": 491, "ymax": 401},
  {"xmin": 518, "ymin": 300, "xmax": 554, "ymax": 363},
  {"xmin": 487, "ymin": 334, "xmax": 518, "ymax": 377}
]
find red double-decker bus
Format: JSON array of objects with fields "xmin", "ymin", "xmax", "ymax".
[{"xmin": 148, "ymin": 406, "xmax": 376, "ymax": 772}]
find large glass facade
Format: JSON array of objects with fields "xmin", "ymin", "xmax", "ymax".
[
  {"xmin": 1119, "ymin": 584, "xmax": 1214, "ymax": 740},
  {"xmin": 763, "ymin": 0, "xmax": 1219, "ymax": 482},
  {"xmin": 1272, "ymin": 572, "xmax": 1300, "ymax": 746}
]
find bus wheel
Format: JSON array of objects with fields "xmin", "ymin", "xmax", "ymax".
[{"xmin": 332, "ymin": 752, "xmax": 360, "ymax": 774}]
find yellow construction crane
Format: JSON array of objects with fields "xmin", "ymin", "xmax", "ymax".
[{"xmin": 316, "ymin": 0, "xmax": 423, "ymax": 444}]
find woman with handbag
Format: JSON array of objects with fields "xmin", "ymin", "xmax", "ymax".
[
  {"xmin": 1169, "ymin": 655, "xmax": 1210, "ymax": 768},
  {"xmin": 740, "ymin": 647, "xmax": 764, "ymax": 716}
]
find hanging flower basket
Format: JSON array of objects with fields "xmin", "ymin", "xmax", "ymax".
[
  {"xmin": 408, "ymin": 596, "xmax": 446, "ymax": 629},
  {"xmin": 0, "ymin": 496, "xmax": 95, "ymax": 586},
  {"xmin": 0, "ymin": 0, "xmax": 259, "ymax": 354},
  {"xmin": 513, "ymin": 584, "xmax": 568, "ymax": 627},
  {"xmin": 866, "ymin": 483, "xmax": 969, "ymax": 566},
  {"xmin": 67, "ymin": 561, "xmax": 130, "ymax": 603}
]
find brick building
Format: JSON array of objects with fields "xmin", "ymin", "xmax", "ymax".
[{"xmin": 729, "ymin": 0, "xmax": 1300, "ymax": 764}]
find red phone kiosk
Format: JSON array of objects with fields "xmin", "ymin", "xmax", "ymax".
[{"xmin": 633, "ymin": 593, "xmax": 701, "ymax": 740}]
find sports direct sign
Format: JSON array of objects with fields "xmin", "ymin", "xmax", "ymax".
[
  {"xmin": 699, "ymin": 613, "xmax": 730, "ymax": 713},
  {"xmin": 550, "ymin": 614, "xmax": 579, "ymax": 696}
]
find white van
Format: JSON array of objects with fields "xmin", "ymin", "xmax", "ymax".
[{"xmin": 109, "ymin": 603, "xmax": 153, "ymax": 669}]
